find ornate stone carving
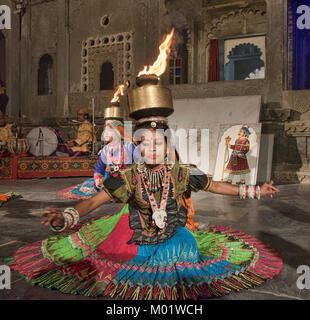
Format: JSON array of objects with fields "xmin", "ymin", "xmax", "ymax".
[
  {"xmin": 283, "ymin": 90, "xmax": 310, "ymax": 115},
  {"xmin": 81, "ymin": 32, "xmax": 133, "ymax": 92},
  {"xmin": 262, "ymin": 109, "xmax": 291, "ymax": 122},
  {"xmin": 205, "ymin": 8, "xmax": 266, "ymax": 40},
  {"xmin": 271, "ymin": 170, "xmax": 300, "ymax": 184},
  {"xmin": 295, "ymin": 98, "xmax": 310, "ymax": 114},
  {"xmin": 285, "ymin": 122, "xmax": 310, "ymax": 137}
]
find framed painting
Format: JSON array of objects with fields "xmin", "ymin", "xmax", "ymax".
[{"xmin": 213, "ymin": 123, "xmax": 262, "ymax": 185}]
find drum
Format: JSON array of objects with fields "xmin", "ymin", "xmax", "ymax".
[
  {"xmin": 7, "ymin": 138, "xmax": 30, "ymax": 154},
  {"xmin": 26, "ymin": 127, "xmax": 58, "ymax": 157}
]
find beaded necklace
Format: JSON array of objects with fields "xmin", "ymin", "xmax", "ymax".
[{"xmin": 137, "ymin": 163, "xmax": 172, "ymax": 229}]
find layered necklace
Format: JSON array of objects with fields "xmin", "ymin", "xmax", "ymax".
[
  {"xmin": 137, "ymin": 162, "xmax": 173, "ymax": 193},
  {"xmin": 137, "ymin": 162, "xmax": 173, "ymax": 229}
]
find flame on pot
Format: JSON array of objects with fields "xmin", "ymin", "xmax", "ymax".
[
  {"xmin": 111, "ymin": 85, "xmax": 125, "ymax": 103},
  {"xmin": 138, "ymin": 28, "xmax": 175, "ymax": 78}
]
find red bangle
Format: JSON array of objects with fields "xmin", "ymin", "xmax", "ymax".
[{"xmin": 65, "ymin": 211, "xmax": 75, "ymax": 228}]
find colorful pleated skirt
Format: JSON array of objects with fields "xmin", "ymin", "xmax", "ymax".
[{"xmin": 7, "ymin": 204, "xmax": 283, "ymax": 300}]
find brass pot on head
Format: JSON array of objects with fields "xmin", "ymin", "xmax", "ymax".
[
  {"xmin": 104, "ymin": 102, "xmax": 124, "ymax": 121},
  {"xmin": 127, "ymin": 74, "xmax": 174, "ymax": 120}
]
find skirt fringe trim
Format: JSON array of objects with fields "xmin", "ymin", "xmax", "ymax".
[
  {"xmin": 9, "ymin": 267, "xmax": 269, "ymax": 300},
  {"xmin": 6, "ymin": 224, "xmax": 283, "ymax": 300}
]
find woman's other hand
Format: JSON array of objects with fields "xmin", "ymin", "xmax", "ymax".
[
  {"xmin": 41, "ymin": 207, "xmax": 65, "ymax": 228},
  {"xmin": 260, "ymin": 181, "xmax": 280, "ymax": 198}
]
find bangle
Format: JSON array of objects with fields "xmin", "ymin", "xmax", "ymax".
[
  {"xmin": 239, "ymin": 185, "xmax": 261, "ymax": 200},
  {"xmin": 64, "ymin": 207, "xmax": 80, "ymax": 228},
  {"xmin": 49, "ymin": 207, "xmax": 80, "ymax": 233},
  {"xmin": 256, "ymin": 186, "xmax": 261, "ymax": 200},
  {"xmin": 50, "ymin": 219, "xmax": 67, "ymax": 232},
  {"xmin": 238, "ymin": 184, "xmax": 246, "ymax": 199}
]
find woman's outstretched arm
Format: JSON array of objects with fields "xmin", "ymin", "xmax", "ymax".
[
  {"xmin": 209, "ymin": 180, "xmax": 280, "ymax": 198},
  {"xmin": 41, "ymin": 190, "xmax": 112, "ymax": 228}
]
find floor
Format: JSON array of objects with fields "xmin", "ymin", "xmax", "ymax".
[{"xmin": 0, "ymin": 177, "xmax": 309, "ymax": 300}]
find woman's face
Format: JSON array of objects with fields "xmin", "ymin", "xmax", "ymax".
[
  {"xmin": 140, "ymin": 129, "xmax": 167, "ymax": 165},
  {"xmin": 103, "ymin": 124, "xmax": 121, "ymax": 144}
]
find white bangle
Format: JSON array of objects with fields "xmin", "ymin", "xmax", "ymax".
[
  {"xmin": 50, "ymin": 219, "xmax": 68, "ymax": 232},
  {"xmin": 248, "ymin": 186, "xmax": 255, "ymax": 199},
  {"xmin": 256, "ymin": 186, "xmax": 261, "ymax": 200},
  {"xmin": 63, "ymin": 207, "xmax": 80, "ymax": 228},
  {"xmin": 49, "ymin": 207, "xmax": 79, "ymax": 232},
  {"xmin": 239, "ymin": 185, "xmax": 261, "ymax": 200},
  {"xmin": 238, "ymin": 184, "xmax": 246, "ymax": 199}
]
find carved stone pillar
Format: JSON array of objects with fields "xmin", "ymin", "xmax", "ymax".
[
  {"xmin": 56, "ymin": 0, "xmax": 70, "ymax": 118},
  {"xmin": 265, "ymin": 0, "xmax": 284, "ymax": 109},
  {"xmin": 282, "ymin": 90, "xmax": 310, "ymax": 183}
]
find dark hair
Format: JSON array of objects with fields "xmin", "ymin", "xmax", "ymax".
[
  {"xmin": 134, "ymin": 121, "xmax": 170, "ymax": 144},
  {"xmin": 134, "ymin": 121, "xmax": 169, "ymax": 132}
]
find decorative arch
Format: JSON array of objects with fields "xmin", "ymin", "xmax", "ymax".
[
  {"xmin": 225, "ymin": 43, "xmax": 264, "ymax": 80},
  {"xmin": 81, "ymin": 32, "xmax": 133, "ymax": 92},
  {"xmin": 38, "ymin": 54, "xmax": 54, "ymax": 95},
  {"xmin": 205, "ymin": 8, "xmax": 267, "ymax": 41},
  {"xmin": 203, "ymin": 5, "xmax": 267, "ymax": 83}
]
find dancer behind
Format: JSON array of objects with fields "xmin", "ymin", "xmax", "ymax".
[
  {"xmin": 58, "ymin": 107, "xmax": 139, "ymax": 200},
  {"xmin": 7, "ymin": 81, "xmax": 282, "ymax": 300},
  {"xmin": 224, "ymin": 126, "xmax": 251, "ymax": 184}
]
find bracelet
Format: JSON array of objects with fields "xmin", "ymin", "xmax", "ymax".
[
  {"xmin": 238, "ymin": 184, "xmax": 246, "ymax": 200},
  {"xmin": 63, "ymin": 207, "xmax": 80, "ymax": 228},
  {"xmin": 49, "ymin": 207, "xmax": 80, "ymax": 232},
  {"xmin": 239, "ymin": 185, "xmax": 261, "ymax": 200},
  {"xmin": 50, "ymin": 219, "xmax": 68, "ymax": 232}
]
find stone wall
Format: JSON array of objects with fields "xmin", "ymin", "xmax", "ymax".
[{"xmin": 2, "ymin": 0, "xmax": 310, "ymax": 184}]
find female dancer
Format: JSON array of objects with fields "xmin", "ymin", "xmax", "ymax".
[
  {"xmin": 7, "ymin": 119, "xmax": 282, "ymax": 300},
  {"xmin": 58, "ymin": 111, "xmax": 139, "ymax": 200}
]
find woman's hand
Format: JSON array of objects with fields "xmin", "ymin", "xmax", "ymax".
[
  {"xmin": 94, "ymin": 174, "xmax": 104, "ymax": 189},
  {"xmin": 41, "ymin": 207, "xmax": 65, "ymax": 228},
  {"xmin": 260, "ymin": 181, "xmax": 280, "ymax": 198}
]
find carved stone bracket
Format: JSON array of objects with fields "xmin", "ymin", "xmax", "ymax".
[
  {"xmin": 283, "ymin": 90, "xmax": 310, "ymax": 136},
  {"xmin": 262, "ymin": 108, "xmax": 291, "ymax": 122},
  {"xmin": 285, "ymin": 121, "xmax": 310, "ymax": 137}
]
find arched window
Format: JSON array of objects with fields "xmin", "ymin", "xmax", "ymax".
[
  {"xmin": 38, "ymin": 54, "xmax": 53, "ymax": 95},
  {"xmin": 0, "ymin": 31, "xmax": 5, "ymax": 84},
  {"xmin": 225, "ymin": 43, "xmax": 265, "ymax": 81},
  {"xmin": 100, "ymin": 62, "xmax": 114, "ymax": 90}
]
